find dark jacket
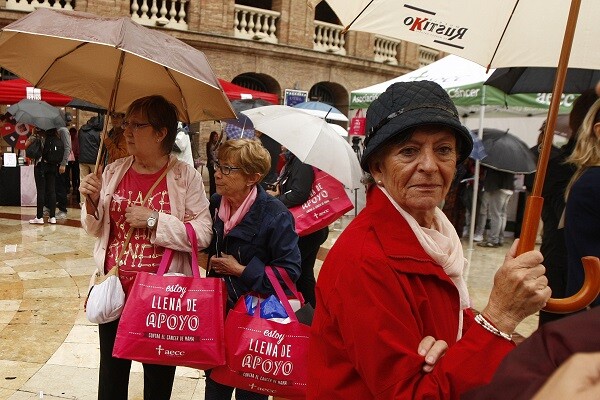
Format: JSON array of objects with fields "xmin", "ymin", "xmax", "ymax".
[
  {"xmin": 276, "ymin": 154, "xmax": 314, "ymax": 207},
  {"xmin": 207, "ymin": 185, "xmax": 301, "ymax": 306},
  {"xmin": 78, "ymin": 116, "xmax": 103, "ymax": 164}
]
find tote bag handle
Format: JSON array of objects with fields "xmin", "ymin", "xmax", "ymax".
[
  {"xmin": 265, "ymin": 266, "xmax": 299, "ymax": 323},
  {"xmin": 156, "ymin": 223, "xmax": 201, "ymax": 278}
]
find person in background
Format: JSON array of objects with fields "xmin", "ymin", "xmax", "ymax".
[
  {"xmin": 564, "ymin": 98, "xmax": 600, "ymax": 309},
  {"xmin": 537, "ymin": 89, "xmax": 598, "ymax": 325},
  {"xmin": 67, "ymin": 126, "xmax": 80, "ymax": 203},
  {"xmin": 79, "ymin": 95, "xmax": 212, "ymax": 400},
  {"xmin": 474, "ymin": 166, "xmax": 515, "ymax": 248},
  {"xmin": 203, "ymin": 138, "xmax": 301, "ymax": 400},
  {"xmin": 49, "ymin": 123, "xmax": 72, "ymax": 220},
  {"xmin": 78, "ymin": 115, "xmax": 103, "ymax": 201},
  {"xmin": 206, "ymin": 130, "xmax": 219, "ymax": 196},
  {"xmin": 26, "ymin": 128, "xmax": 58, "ymax": 224},
  {"xmin": 254, "ymin": 130, "xmax": 281, "ymax": 190},
  {"xmin": 267, "ymin": 148, "xmax": 329, "ymax": 308},
  {"xmin": 172, "ymin": 122, "xmax": 194, "ymax": 167},
  {"xmin": 308, "ymin": 81, "xmax": 550, "ymax": 399},
  {"xmin": 102, "ymin": 111, "xmax": 128, "ymax": 164}
]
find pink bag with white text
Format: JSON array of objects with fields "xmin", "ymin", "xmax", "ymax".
[
  {"xmin": 210, "ymin": 267, "xmax": 310, "ymax": 399},
  {"xmin": 112, "ymin": 224, "xmax": 226, "ymax": 369}
]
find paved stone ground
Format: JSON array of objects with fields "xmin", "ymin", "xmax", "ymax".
[{"xmin": 0, "ymin": 206, "xmax": 539, "ymax": 399}]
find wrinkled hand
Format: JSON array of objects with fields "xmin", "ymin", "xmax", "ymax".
[
  {"xmin": 532, "ymin": 353, "xmax": 600, "ymax": 400},
  {"xmin": 209, "ymin": 252, "xmax": 245, "ymax": 277},
  {"xmin": 483, "ymin": 239, "xmax": 551, "ymax": 334},
  {"xmin": 79, "ymin": 165, "xmax": 103, "ymax": 205},
  {"xmin": 124, "ymin": 206, "xmax": 154, "ymax": 229},
  {"xmin": 418, "ymin": 336, "xmax": 448, "ymax": 373}
]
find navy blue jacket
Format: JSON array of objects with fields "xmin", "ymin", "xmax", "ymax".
[{"xmin": 207, "ymin": 185, "xmax": 301, "ymax": 306}]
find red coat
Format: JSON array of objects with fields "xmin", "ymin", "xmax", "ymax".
[{"xmin": 308, "ymin": 187, "xmax": 514, "ymax": 399}]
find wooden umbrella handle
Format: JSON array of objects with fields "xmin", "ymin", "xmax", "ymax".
[{"xmin": 543, "ymin": 257, "xmax": 600, "ymax": 313}]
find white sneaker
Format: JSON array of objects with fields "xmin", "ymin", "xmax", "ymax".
[
  {"xmin": 473, "ymin": 234, "xmax": 483, "ymax": 242},
  {"xmin": 55, "ymin": 210, "xmax": 67, "ymax": 220},
  {"xmin": 29, "ymin": 217, "xmax": 44, "ymax": 224},
  {"xmin": 49, "ymin": 217, "xmax": 57, "ymax": 224}
]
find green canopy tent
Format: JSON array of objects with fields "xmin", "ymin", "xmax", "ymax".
[{"xmin": 349, "ymin": 55, "xmax": 579, "ymax": 275}]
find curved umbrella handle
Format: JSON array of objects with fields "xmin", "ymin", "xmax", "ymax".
[{"xmin": 543, "ymin": 256, "xmax": 600, "ymax": 313}]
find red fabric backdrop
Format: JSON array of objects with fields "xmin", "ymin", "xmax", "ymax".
[{"xmin": 0, "ymin": 78, "xmax": 72, "ymax": 106}]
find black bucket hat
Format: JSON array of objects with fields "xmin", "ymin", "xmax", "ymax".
[{"xmin": 360, "ymin": 80, "xmax": 473, "ymax": 172}]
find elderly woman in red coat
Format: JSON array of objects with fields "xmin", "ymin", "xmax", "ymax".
[{"xmin": 307, "ymin": 81, "xmax": 551, "ymax": 400}]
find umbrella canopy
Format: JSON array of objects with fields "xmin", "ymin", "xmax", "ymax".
[
  {"xmin": 0, "ymin": 78, "xmax": 72, "ymax": 106},
  {"xmin": 66, "ymin": 98, "xmax": 106, "ymax": 114},
  {"xmin": 292, "ymin": 101, "xmax": 349, "ymax": 122},
  {"xmin": 7, "ymin": 99, "xmax": 65, "ymax": 130},
  {"xmin": 323, "ymin": 0, "xmax": 599, "ymax": 69},
  {"xmin": 0, "ymin": 8, "xmax": 234, "ymax": 123},
  {"xmin": 478, "ymin": 128, "xmax": 537, "ymax": 174},
  {"xmin": 223, "ymin": 112, "xmax": 255, "ymax": 139},
  {"xmin": 469, "ymin": 131, "xmax": 487, "ymax": 161},
  {"xmin": 242, "ymin": 105, "xmax": 363, "ymax": 189},
  {"xmin": 485, "ymin": 67, "xmax": 600, "ymax": 94},
  {"xmin": 328, "ymin": 123, "xmax": 349, "ymax": 137},
  {"xmin": 230, "ymin": 98, "xmax": 273, "ymax": 114}
]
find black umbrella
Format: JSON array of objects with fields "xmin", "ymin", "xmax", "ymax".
[
  {"xmin": 230, "ymin": 98, "xmax": 272, "ymax": 113},
  {"xmin": 485, "ymin": 67, "xmax": 600, "ymax": 94},
  {"xmin": 478, "ymin": 128, "xmax": 537, "ymax": 174},
  {"xmin": 66, "ymin": 98, "xmax": 106, "ymax": 114}
]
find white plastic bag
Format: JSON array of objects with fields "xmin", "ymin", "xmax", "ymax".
[{"xmin": 85, "ymin": 268, "xmax": 125, "ymax": 324}]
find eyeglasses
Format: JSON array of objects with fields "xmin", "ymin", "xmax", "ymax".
[
  {"xmin": 213, "ymin": 160, "xmax": 242, "ymax": 175},
  {"xmin": 121, "ymin": 121, "xmax": 152, "ymax": 132},
  {"xmin": 110, "ymin": 113, "xmax": 125, "ymax": 119}
]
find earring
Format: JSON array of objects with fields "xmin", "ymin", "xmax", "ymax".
[{"xmin": 377, "ymin": 180, "xmax": 383, "ymax": 186}]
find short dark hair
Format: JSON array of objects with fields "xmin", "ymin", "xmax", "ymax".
[
  {"xmin": 126, "ymin": 95, "xmax": 178, "ymax": 155},
  {"xmin": 569, "ymin": 89, "xmax": 599, "ymax": 137}
]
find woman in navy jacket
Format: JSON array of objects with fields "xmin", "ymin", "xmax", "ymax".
[{"xmin": 204, "ymin": 138, "xmax": 301, "ymax": 400}]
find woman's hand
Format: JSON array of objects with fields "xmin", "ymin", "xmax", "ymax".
[
  {"xmin": 418, "ymin": 336, "xmax": 448, "ymax": 373},
  {"xmin": 124, "ymin": 206, "xmax": 154, "ymax": 229},
  {"xmin": 79, "ymin": 165, "xmax": 103, "ymax": 206},
  {"xmin": 532, "ymin": 353, "xmax": 600, "ymax": 400},
  {"xmin": 209, "ymin": 252, "xmax": 245, "ymax": 277},
  {"xmin": 483, "ymin": 239, "xmax": 551, "ymax": 334}
]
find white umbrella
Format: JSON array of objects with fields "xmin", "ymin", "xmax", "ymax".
[
  {"xmin": 321, "ymin": 0, "xmax": 598, "ymax": 69},
  {"xmin": 292, "ymin": 101, "xmax": 349, "ymax": 122},
  {"xmin": 328, "ymin": 123, "xmax": 349, "ymax": 137},
  {"xmin": 242, "ymin": 106, "xmax": 363, "ymax": 189}
]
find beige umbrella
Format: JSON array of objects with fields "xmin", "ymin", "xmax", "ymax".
[{"xmin": 0, "ymin": 8, "xmax": 235, "ymax": 124}]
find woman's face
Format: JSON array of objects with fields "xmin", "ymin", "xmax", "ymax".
[
  {"xmin": 370, "ymin": 127, "xmax": 458, "ymax": 226},
  {"xmin": 214, "ymin": 156, "xmax": 252, "ymax": 199},
  {"xmin": 123, "ymin": 110, "xmax": 165, "ymax": 157}
]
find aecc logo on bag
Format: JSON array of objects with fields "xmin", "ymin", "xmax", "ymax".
[{"xmin": 156, "ymin": 345, "xmax": 185, "ymax": 357}]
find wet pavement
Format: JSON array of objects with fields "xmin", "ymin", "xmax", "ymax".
[{"xmin": 0, "ymin": 206, "xmax": 540, "ymax": 399}]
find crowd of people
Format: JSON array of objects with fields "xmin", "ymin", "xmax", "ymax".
[{"xmin": 8, "ymin": 77, "xmax": 593, "ymax": 399}]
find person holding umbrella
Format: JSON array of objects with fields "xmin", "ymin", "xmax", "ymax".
[
  {"xmin": 102, "ymin": 112, "xmax": 129, "ymax": 164},
  {"xmin": 79, "ymin": 95, "xmax": 212, "ymax": 400},
  {"xmin": 308, "ymin": 81, "xmax": 550, "ymax": 399}
]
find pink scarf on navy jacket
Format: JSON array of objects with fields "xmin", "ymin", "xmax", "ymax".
[{"xmin": 218, "ymin": 186, "xmax": 258, "ymax": 236}]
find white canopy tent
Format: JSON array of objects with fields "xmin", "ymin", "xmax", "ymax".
[{"xmin": 350, "ymin": 55, "xmax": 578, "ymax": 276}]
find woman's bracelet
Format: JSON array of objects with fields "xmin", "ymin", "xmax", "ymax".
[{"xmin": 475, "ymin": 313, "xmax": 513, "ymax": 341}]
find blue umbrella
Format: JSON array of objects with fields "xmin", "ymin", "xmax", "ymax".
[
  {"xmin": 224, "ymin": 112, "xmax": 255, "ymax": 139},
  {"xmin": 292, "ymin": 101, "xmax": 348, "ymax": 122},
  {"xmin": 469, "ymin": 131, "xmax": 487, "ymax": 161}
]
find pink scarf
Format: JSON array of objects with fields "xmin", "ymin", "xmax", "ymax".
[{"xmin": 218, "ymin": 186, "xmax": 258, "ymax": 236}]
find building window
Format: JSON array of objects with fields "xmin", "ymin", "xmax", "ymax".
[{"xmin": 309, "ymin": 83, "xmax": 334, "ymax": 104}]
